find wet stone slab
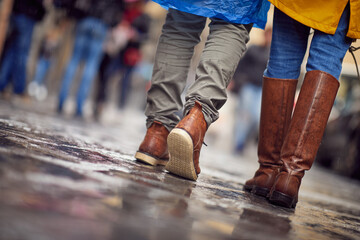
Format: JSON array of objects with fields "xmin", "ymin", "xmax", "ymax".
[{"xmin": 0, "ymin": 102, "xmax": 360, "ymax": 240}]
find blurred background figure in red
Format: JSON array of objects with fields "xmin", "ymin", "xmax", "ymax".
[{"xmin": 94, "ymin": 0, "xmax": 150, "ymax": 121}]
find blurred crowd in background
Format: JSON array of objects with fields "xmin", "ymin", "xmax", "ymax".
[
  {"xmin": 0, "ymin": 0, "xmax": 359, "ymax": 177},
  {"xmin": 0, "ymin": 0, "xmax": 161, "ymax": 117}
]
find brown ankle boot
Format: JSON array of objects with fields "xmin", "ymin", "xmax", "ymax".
[
  {"xmin": 269, "ymin": 70, "xmax": 339, "ymax": 208},
  {"xmin": 135, "ymin": 121, "xmax": 170, "ymax": 166},
  {"xmin": 244, "ymin": 77, "xmax": 298, "ymax": 197},
  {"xmin": 166, "ymin": 101, "xmax": 207, "ymax": 181}
]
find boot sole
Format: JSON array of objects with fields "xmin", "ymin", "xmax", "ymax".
[
  {"xmin": 135, "ymin": 151, "xmax": 168, "ymax": 166},
  {"xmin": 243, "ymin": 185, "xmax": 270, "ymax": 198},
  {"xmin": 269, "ymin": 190, "xmax": 297, "ymax": 208},
  {"xmin": 243, "ymin": 184, "xmax": 253, "ymax": 192},
  {"xmin": 166, "ymin": 128, "xmax": 197, "ymax": 181}
]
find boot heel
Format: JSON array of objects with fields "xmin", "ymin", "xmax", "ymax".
[
  {"xmin": 166, "ymin": 128, "xmax": 198, "ymax": 181},
  {"xmin": 269, "ymin": 191, "xmax": 297, "ymax": 208},
  {"xmin": 252, "ymin": 186, "xmax": 270, "ymax": 198}
]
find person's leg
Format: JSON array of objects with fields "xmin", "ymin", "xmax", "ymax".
[
  {"xmin": 144, "ymin": 9, "xmax": 207, "ymax": 131},
  {"xmin": 58, "ymin": 20, "xmax": 87, "ymax": 112},
  {"xmin": 269, "ymin": 5, "xmax": 352, "ymax": 208},
  {"xmin": 184, "ymin": 19, "xmax": 252, "ymax": 126},
  {"xmin": 11, "ymin": 14, "xmax": 36, "ymax": 94},
  {"xmin": 119, "ymin": 66, "xmax": 133, "ymax": 109},
  {"xmin": 264, "ymin": 9, "xmax": 310, "ymax": 79},
  {"xmin": 28, "ymin": 57, "xmax": 49, "ymax": 97},
  {"xmin": 167, "ymin": 20, "xmax": 252, "ymax": 180},
  {"xmin": 249, "ymin": 85, "xmax": 262, "ymax": 136},
  {"xmin": 234, "ymin": 84, "xmax": 261, "ymax": 153},
  {"xmin": 306, "ymin": 5, "xmax": 353, "ymax": 79},
  {"xmin": 245, "ymin": 8, "xmax": 309, "ymax": 197},
  {"xmin": 33, "ymin": 57, "xmax": 51, "ymax": 85},
  {"xmin": 0, "ymin": 29, "xmax": 16, "ymax": 91},
  {"xmin": 136, "ymin": 9, "xmax": 206, "ymax": 166},
  {"xmin": 94, "ymin": 53, "xmax": 111, "ymax": 119},
  {"xmin": 76, "ymin": 18, "xmax": 107, "ymax": 116}
]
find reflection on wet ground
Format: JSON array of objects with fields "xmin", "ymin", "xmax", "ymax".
[{"xmin": 0, "ymin": 101, "xmax": 359, "ymax": 240}]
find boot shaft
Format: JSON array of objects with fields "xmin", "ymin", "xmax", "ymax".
[
  {"xmin": 281, "ymin": 70, "xmax": 339, "ymax": 173},
  {"xmin": 258, "ymin": 77, "xmax": 298, "ymax": 165}
]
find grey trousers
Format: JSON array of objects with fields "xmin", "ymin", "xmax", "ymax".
[{"xmin": 145, "ymin": 8, "xmax": 251, "ymax": 131}]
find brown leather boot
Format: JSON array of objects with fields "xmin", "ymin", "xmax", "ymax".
[
  {"xmin": 166, "ymin": 101, "xmax": 207, "ymax": 180},
  {"xmin": 135, "ymin": 121, "xmax": 170, "ymax": 166},
  {"xmin": 269, "ymin": 70, "xmax": 339, "ymax": 208},
  {"xmin": 244, "ymin": 77, "xmax": 298, "ymax": 197}
]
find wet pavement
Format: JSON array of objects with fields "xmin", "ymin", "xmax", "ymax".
[{"xmin": 0, "ymin": 99, "xmax": 360, "ymax": 240}]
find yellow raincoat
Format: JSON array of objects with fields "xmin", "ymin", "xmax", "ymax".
[{"xmin": 269, "ymin": 0, "xmax": 360, "ymax": 39}]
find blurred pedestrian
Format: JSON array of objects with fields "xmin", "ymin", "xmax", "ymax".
[
  {"xmin": 28, "ymin": 17, "xmax": 68, "ymax": 101},
  {"xmin": 231, "ymin": 27, "xmax": 272, "ymax": 153},
  {"xmin": 0, "ymin": 0, "xmax": 45, "ymax": 96},
  {"xmin": 135, "ymin": 0, "xmax": 270, "ymax": 181},
  {"xmin": 57, "ymin": 0, "xmax": 123, "ymax": 117},
  {"xmin": 244, "ymin": 1, "xmax": 359, "ymax": 208},
  {"xmin": 94, "ymin": 0, "xmax": 150, "ymax": 120}
]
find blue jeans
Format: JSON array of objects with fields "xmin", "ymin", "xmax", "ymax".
[
  {"xmin": 32, "ymin": 57, "xmax": 51, "ymax": 85},
  {"xmin": 0, "ymin": 14, "xmax": 36, "ymax": 94},
  {"xmin": 234, "ymin": 83, "xmax": 262, "ymax": 152},
  {"xmin": 58, "ymin": 17, "xmax": 107, "ymax": 115},
  {"xmin": 264, "ymin": 6, "xmax": 353, "ymax": 80}
]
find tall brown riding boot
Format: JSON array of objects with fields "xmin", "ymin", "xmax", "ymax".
[
  {"xmin": 244, "ymin": 77, "xmax": 298, "ymax": 197},
  {"xmin": 166, "ymin": 101, "xmax": 207, "ymax": 181},
  {"xmin": 135, "ymin": 121, "xmax": 170, "ymax": 166},
  {"xmin": 269, "ymin": 70, "xmax": 339, "ymax": 208}
]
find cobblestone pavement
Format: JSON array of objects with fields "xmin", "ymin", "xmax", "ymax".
[{"xmin": 0, "ymin": 100, "xmax": 360, "ymax": 240}]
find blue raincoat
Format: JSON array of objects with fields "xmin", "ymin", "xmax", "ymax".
[{"xmin": 152, "ymin": 0, "xmax": 270, "ymax": 29}]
